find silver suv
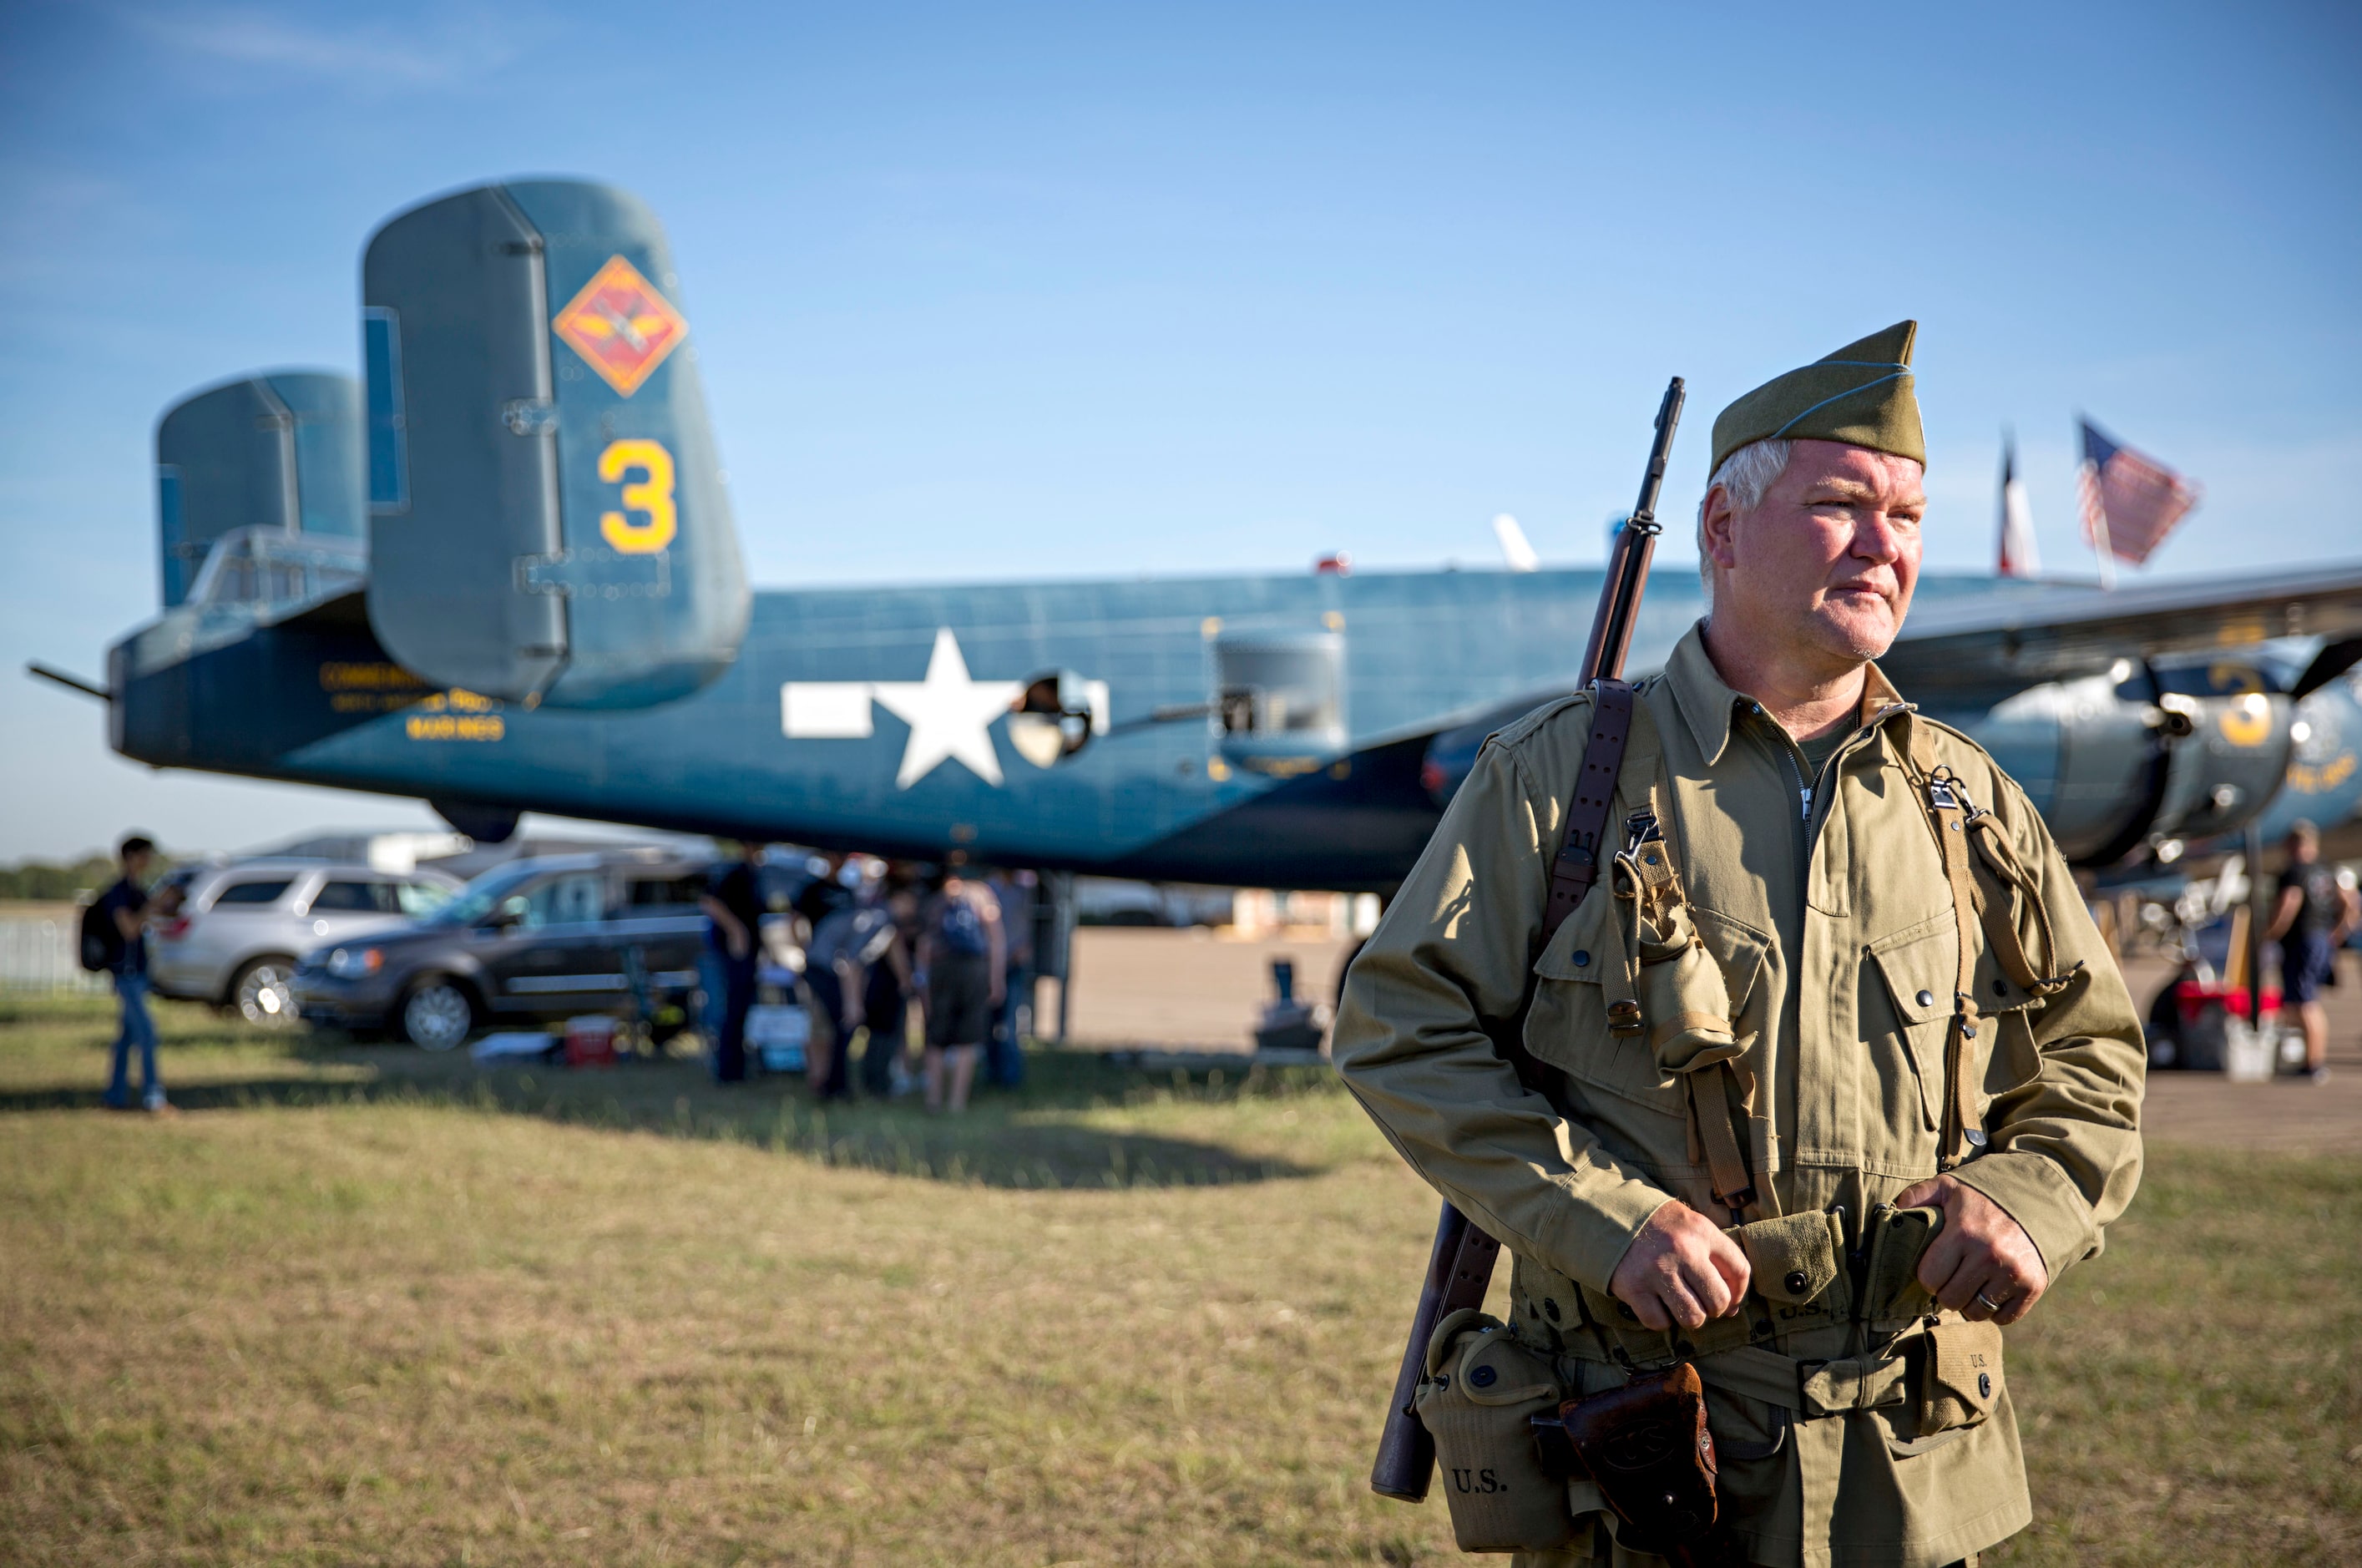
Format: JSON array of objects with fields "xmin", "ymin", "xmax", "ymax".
[{"xmin": 147, "ymin": 859, "xmax": 462, "ymax": 1026}]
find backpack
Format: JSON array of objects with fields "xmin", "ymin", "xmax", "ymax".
[
  {"xmin": 78, "ymin": 895, "xmax": 124, "ymax": 973},
  {"xmin": 936, "ymin": 895, "xmax": 989, "ymax": 958}
]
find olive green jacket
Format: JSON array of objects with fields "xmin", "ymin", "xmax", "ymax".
[{"xmin": 1333, "ymin": 623, "xmax": 2145, "ymax": 1567}]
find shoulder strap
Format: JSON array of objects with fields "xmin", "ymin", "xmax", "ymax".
[
  {"xmin": 1542, "ymin": 680, "xmax": 1636, "ymax": 943},
  {"xmin": 1904, "ymin": 723, "xmax": 1987, "ymax": 1171},
  {"xmin": 1490, "ymin": 680, "xmax": 1641, "ymax": 1095}
]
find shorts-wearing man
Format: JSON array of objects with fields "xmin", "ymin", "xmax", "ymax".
[
  {"xmin": 1334, "ymin": 324, "xmax": 2146, "ymax": 1566},
  {"xmin": 2267, "ymin": 819, "xmax": 2359, "ymax": 1084},
  {"xmin": 99, "ymin": 835, "xmax": 173, "ymax": 1115},
  {"xmin": 918, "ymin": 862, "xmax": 1005, "ymax": 1115}
]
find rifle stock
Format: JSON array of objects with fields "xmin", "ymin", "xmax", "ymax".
[{"xmin": 1368, "ymin": 376, "xmax": 1685, "ymax": 1505}]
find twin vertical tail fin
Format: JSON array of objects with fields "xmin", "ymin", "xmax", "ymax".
[
  {"xmin": 360, "ymin": 179, "xmax": 749, "ymax": 710},
  {"xmin": 155, "ymin": 372, "xmax": 366, "ymax": 608}
]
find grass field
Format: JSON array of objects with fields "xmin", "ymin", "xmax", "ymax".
[{"xmin": 3, "ymin": 994, "xmax": 2357, "ymax": 1565}]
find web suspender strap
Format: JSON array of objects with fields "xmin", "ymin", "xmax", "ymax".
[
  {"xmin": 1906, "ymin": 724, "xmax": 1989, "ymax": 1171},
  {"xmin": 1685, "ymin": 1068, "xmax": 1759, "ymax": 1216},
  {"xmin": 1899, "ymin": 719, "xmax": 2089, "ymax": 1170},
  {"xmin": 1962, "ymin": 817, "xmax": 2080, "ymax": 1000}
]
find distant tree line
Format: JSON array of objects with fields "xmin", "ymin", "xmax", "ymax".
[{"xmin": 0, "ymin": 854, "xmax": 162, "ymax": 903}]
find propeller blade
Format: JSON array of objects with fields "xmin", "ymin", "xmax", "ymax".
[{"xmin": 2294, "ymin": 636, "xmax": 2362, "ymax": 700}]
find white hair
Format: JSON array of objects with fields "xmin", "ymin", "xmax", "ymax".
[{"xmin": 1695, "ymin": 438, "xmax": 1792, "ymax": 609}]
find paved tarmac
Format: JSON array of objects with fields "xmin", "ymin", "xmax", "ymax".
[
  {"xmin": 1047, "ymin": 926, "xmax": 1357, "ymax": 1051},
  {"xmin": 1052, "ymin": 930, "xmax": 2362, "ymax": 1156}
]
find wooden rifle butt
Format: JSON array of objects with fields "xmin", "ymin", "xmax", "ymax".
[{"xmin": 1368, "ymin": 1202, "xmax": 1502, "ymax": 1500}]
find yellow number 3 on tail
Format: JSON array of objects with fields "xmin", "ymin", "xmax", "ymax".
[{"xmin": 598, "ymin": 438, "xmax": 677, "ymax": 554}]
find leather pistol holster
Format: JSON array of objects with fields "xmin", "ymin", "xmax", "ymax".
[{"xmin": 1530, "ymin": 1362, "xmax": 1739, "ymax": 1565}]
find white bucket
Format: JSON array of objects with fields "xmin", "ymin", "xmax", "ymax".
[{"xmin": 2223, "ymin": 1015, "xmax": 2273, "ymax": 1083}]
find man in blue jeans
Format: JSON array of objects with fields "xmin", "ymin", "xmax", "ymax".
[
  {"xmin": 697, "ymin": 842, "xmax": 767, "ymax": 1083},
  {"xmin": 98, "ymin": 835, "xmax": 174, "ymax": 1115}
]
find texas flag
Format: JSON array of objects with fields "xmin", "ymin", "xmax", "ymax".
[
  {"xmin": 1997, "ymin": 432, "xmax": 2040, "ymax": 577},
  {"xmin": 2077, "ymin": 417, "xmax": 2202, "ymax": 569}
]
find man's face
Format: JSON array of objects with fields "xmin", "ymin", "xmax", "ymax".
[
  {"xmin": 2291, "ymin": 835, "xmax": 2319, "ymax": 864},
  {"xmin": 1706, "ymin": 438, "xmax": 1925, "ymax": 667},
  {"xmin": 123, "ymin": 849, "xmax": 154, "ymax": 882}
]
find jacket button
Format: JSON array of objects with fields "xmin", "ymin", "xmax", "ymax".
[
  {"xmin": 1993, "ymin": 979, "xmax": 2009, "ymax": 997},
  {"xmin": 1572, "ymin": 949, "xmax": 1590, "ymax": 967},
  {"xmin": 1783, "ymin": 1270, "xmax": 1810, "ymax": 1295},
  {"xmin": 1915, "ymin": 989, "xmax": 1935, "ymax": 1008},
  {"xmin": 1469, "ymin": 1364, "xmax": 1497, "ymax": 1388},
  {"xmin": 1616, "ymin": 1302, "xmax": 1637, "ymax": 1321},
  {"xmin": 1543, "ymin": 1297, "xmax": 1563, "ymax": 1323},
  {"xmin": 1978, "ymin": 1372, "xmax": 1992, "ymax": 1399}
]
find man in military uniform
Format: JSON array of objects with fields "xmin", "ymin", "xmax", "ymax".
[{"xmin": 1333, "ymin": 323, "xmax": 2145, "ymax": 1567}]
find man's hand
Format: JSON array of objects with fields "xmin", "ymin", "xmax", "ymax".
[
  {"xmin": 1894, "ymin": 1174, "xmax": 2049, "ymax": 1326},
  {"xmin": 1610, "ymin": 1201, "xmax": 1752, "ymax": 1332}
]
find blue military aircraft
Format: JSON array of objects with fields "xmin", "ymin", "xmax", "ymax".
[{"xmin": 31, "ymin": 179, "xmax": 2362, "ymax": 894}]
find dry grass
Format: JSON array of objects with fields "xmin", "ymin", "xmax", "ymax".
[{"xmin": 1, "ymin": 994, "xmax": 2356, "ymax": 1565}]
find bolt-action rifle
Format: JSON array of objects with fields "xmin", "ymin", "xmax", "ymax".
[{"xmin": 1368, "ymin": 375, "xmax": 1687, "ymax": 1505}]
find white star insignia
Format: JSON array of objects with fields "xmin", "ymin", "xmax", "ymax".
[
  {"xmin": 779, "ymin": 629, "xmax": 1022, "ymax": 789},
  {"xmin": 871, "ymin": 628, "xmax": 1024, "ymax": 788}
]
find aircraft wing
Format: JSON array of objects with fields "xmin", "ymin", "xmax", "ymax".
[{"xmin": 1883, "ymin": 562, "xmax": 2362, "ymax": 705}]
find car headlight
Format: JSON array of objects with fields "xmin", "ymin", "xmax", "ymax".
[{"xmin": 326, "ymin": 947, "xmax": 383, "ymax": 979}]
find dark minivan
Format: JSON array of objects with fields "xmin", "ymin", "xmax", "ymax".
[{"xmin": 291, "ymin": 852, "xmax": 716, "ymax": 1050}]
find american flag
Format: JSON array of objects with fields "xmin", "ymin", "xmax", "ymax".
[{"xmin": 2077, "ymin": 417, "xmax": 2201, "ymax": 568}]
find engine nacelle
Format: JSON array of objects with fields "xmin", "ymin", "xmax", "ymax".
[
  {"xmin": 1961, "ymin": 659, "xmax": 2299, "ymax": 864},
  {"xmin": 361, "ymin": 179, "xmax": 749, "ymax": 710}
]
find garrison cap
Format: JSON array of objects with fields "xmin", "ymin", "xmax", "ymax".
[{"xmin": 1710, "ymin": 321, "xmax": 1924, "ymax": 476}]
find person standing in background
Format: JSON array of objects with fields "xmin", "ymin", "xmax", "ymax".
[
  {"xmin": 2267, "ymin": 819, "xmax": 2359, "ymax": 1085},
  {"xmin": 984, "ymin": 867, "xmax": 1035, "ymax": 1088},
  {"xmin": 918, "ymin": 858, "xmax": 1004, "ymax": 1115},
  {"xmin": 857, "ymin": 881, "xmax": 919, "ymax": 1099},
  {"xmin": 98, "ymin": 835, "xmax": 174, "ymax": 1115},
  {"xmin": 794, "ymin": 855, "xmax": 855, "ymax": 1094},
  {"xmin": 697, "ymin": 842, "xmax": 766, "ymax": 1084}
]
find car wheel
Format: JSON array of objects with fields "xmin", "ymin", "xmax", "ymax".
[
  {"xmin": 230, "ymin": 956, "xmax": 301, "ymax": 1029},
  {"xmin": 400, "ymin": 978, "xmax": 476, "ymax": 1052}
]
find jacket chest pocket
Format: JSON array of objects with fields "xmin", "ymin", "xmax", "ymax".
[
  {"xmin": 1863, "ymin": 915, "xmax": 2043, "ymax": 1136},
  {"xmin": 1525, "ymin": 888, "xmax": 1769, "ymax": 1130}
]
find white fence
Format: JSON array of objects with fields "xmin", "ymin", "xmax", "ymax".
[{"xmin": 0, "ymin": 915, "xmax": 112, "ymax": 995}]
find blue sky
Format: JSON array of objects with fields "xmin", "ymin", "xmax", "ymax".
[{"xmin": 2, "ymin": 0, "xmax": 2357, "ymax": 859}]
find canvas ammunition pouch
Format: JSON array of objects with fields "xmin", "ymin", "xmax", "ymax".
[
  {"xmin": 1917, "ymin": 1317, "xmax": 2005, "ymax": 1434},
  {"xmin": 1507, "ymin": 1206, "xmax": 1934, "ymax": 1368}
]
